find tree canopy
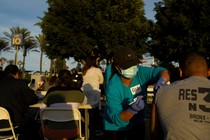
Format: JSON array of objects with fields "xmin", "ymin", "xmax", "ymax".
[
  {"xmin": 3, "ymin": 26, "xmax": 38, "ymax": 77},
  {"xmin": 41, "ymin": 0, "xmax": 150, "ymax": 62},
  {"xmin": 0, "ymin": 38, "xmax": 10, "ymax": 55},
  {"xmin": 150, "ymin": 0, "xmax": 210, "ymax": 63}
]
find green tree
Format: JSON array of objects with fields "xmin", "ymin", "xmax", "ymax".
[
  {"xmin": 35, "ymin": 34, "xmax": 47, "ymax": 74},
  {"xmin": 0, "ymin": 38, "xmax": 11, "ymax": 56},
  {"xmin": 3, "ymin": 26, "xmax": 38, "ymax": 78},
  {"xmin": 41, "ymin": 0, "xmax": 150, "ymax": 63},
  {"xmin": 150, "ymin": 0, "xmax": 210, "ymax": 63},
  {"xmin": 22, "ymin": 38, "xmax": 38, "ymax": 77},
  {"xmin": 0, "ymin": 57, "xmax": 7, "ymax": 67}
]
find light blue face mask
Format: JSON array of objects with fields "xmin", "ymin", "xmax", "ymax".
[{"xmin": 121, "ymin": 65, "xmax": 138, "ymax": 78}]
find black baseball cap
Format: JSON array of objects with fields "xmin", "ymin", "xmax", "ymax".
[{"xmin": 113, "ymin": 47, "xmax": 141, "ymax": 69}]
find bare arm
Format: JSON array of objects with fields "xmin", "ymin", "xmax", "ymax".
[
  {"xmin": 160, "ymin": 69, "xmax": 170, "ymax": 82},
  {"xmin": 151, "ymin": 100, "xmax": 163, "ymax": 140},
  {"xmin": 120, "ymin": 110, "xmax": 135, "ymax": 121}
]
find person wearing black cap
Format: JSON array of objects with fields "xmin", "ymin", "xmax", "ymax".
[
  {"xmin": 103, "ymin": 47, "xmax": 170, "ymax": 140},
  {"xmin": 0, "ymin": 64, "xmax": 41, "ymax": 140}
]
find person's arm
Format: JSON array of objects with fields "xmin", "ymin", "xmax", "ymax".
[
  {"xmin": 159, "ymin": 69, "xmax": 170, "ymax": 82},
  {"xmin": 98, "ymin": 69, "xmax": 104, "ymax": 84},
  {"xmin": 16, "ymin": 78, "xmax": 38, "ymax": 103},
  {"xmin": 82, "ymin": 95, "xmax": 88, "ymax": 104},
  {"xmin": 22, "ymin": 83, "xmax": 39, "ymax": 105},
  {"xmin": 154, "ymin": 69, "xmax": 170, "ymax": 94},
  {"xmin": 119, "ymin": 110, "xmax": 135, "ymax": 121},
  {"xmin": 120, "ymin": 96, "xmax": 145, "ymax": 121},
  {"xmin": 151, "ymin": 99, "xmax": 163, "ymax": 140}
]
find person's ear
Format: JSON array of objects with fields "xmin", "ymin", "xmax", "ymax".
[
  {"xmin": 179, "ymin": 68, "xmax": 182, "ymax": 77},
  {"xmin": 13, "ymin": 72, "xmax": 19, "ymax": 79},
  {"xmin": 207, "ymin": 68, "xmax": 210, "ymax": 77}
]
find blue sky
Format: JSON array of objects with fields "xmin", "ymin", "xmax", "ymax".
[{"xmin": 0, "ymin": 0, "xmax": 159, "ymax": 71}]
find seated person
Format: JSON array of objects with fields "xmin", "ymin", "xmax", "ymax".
[
  {"xmin": 0, "ymin": 64, "xmax": 40, "ymax": 140},
  {"xmin": 40, "ymin": 69, "xmax": 87, "ymax": 140},
  {"xmin": 42, "ymin": 75, "xmax": 58, "ymax": 91},
  {"xmin": 28, "ymin": 78, "xmax": 39, "ymax": 91},
  {"xmin": 151, "ymin": 52, "xmax": 210, "ymax": 139},
  {"xmin": 42, "ymin": 69, "xmax": 87, "ymax": 108}
]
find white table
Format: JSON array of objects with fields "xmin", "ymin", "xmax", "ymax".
[{"xmin": 30, "ymin": 102, "xmax": 92, "ymax": 140}]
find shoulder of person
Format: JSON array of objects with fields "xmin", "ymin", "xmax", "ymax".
[
  {"xmin": 16, "ymin": 78, "xmax": 30, "ymax": 85},
  {"xmin": 157, "ymin": 79, "xmax": 181, "ymax": 94},
  {"xmin": 47, "ymin": 86, "xmax": 59, "ymax": 93},
  {"xmin": 94, "ymin": 67, "xmax": 103, "ymax": 72},
  {"xmin": 47, "ymin": 90, "xmax": 84, "ymax": 97}
]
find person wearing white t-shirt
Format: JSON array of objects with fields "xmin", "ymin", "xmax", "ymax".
[
  {"xmin": 81, "ymin": 56, "xmax": 104, "ymax": 138},
  {"xmin": 81, "ymin": 56, "xmax": 104, "ymax": 109}
]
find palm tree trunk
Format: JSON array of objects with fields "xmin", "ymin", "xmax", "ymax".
[
  {"xmin": 50, "ymin": 59, "xmax": 53, "ymax": 77},
  {"xmin": 62, "ymin": 59, "xmax": 66, "ymax": 69},
  {"xmin": 22, "ymin": 55, "xmax": 26, "ymax": 79},
  {"xmin": 40, "ymin": 51, "xmax": 43, "ymax": 74},
  {"xmin": 15, "ymin": 46, "xmax": 19, "ymax": 65}
]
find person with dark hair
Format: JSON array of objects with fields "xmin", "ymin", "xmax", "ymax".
[
  {"xmin": 0, "ymin": 66, "xmax": 5, "ymax": 79},
  {"xmin": 81, "ymin": 56, "xmax": 104, "ymax": 109},
  {"xmin": 103, "ymin": 47, "xmax": 170, "ymax": 140},
  {"xmin": 42, "ymin": 69, "xmax": 87, "ymax": 108},
  {"xmin": 40, "ymin": 69, "xmax": 87, "ymax": 139},
  {"xmin": 28, "ymin": 78, "xmax": 39, "ymax": 91},
  {"xmin": 104, "ymin": 55, "xmax": 113, "ymax": 90},
  {"xmin": 151, "ymin": 52, "xmax": 210, "ymax": 140},
  {"xmin": 0, "ymin": 64, "xmax": 40, "ymax": 140},
  {"xmin": 81, "ymin": 56, "xmax": 104, "ymax": 138},
  {"xmin": 42, "ymin": 75, "xmax": 58, "ymax": 91}
]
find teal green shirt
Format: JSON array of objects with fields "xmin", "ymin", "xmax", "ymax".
[
  {"xmin": 104, "ymin": 64, "xmax": 112, "ymax": 89},
  {"xmin": 103, "ymin": 65, "xmax": 166, "ymax": 131}
]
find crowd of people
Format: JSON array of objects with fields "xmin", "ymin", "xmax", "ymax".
[{"xmin": 0, "ymin": 47, "xmax": 210, "ymax": 140}]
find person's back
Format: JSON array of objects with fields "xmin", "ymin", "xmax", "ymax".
[
  {"xmin": 81, "ymin": 56, "xmax": 104, "ymax": 108},
  {"xmin": 43, "ymin": 89, "xmax": 86, "ymax": 108},
  {"xmin": 43, "ymin": 69, "xmax": 87, "ymax": 108},
  {"xmin": 42, "ymin": 76, "xmax": 57, "ymax": 91},
  {"xmin": 40, "ymin": 70, "xmax": 87, "ymax": 139},
  {"xmin": 82, "ymin": 67, "xmax": 104, "ymax": 92},
  {"xmin": 29, "ymin": 78, "xmax": 39, "ymax": 91},
  {"xmin": 152, "ymin": 52, "xmax": 210, "ymax": 140},
  {"xmin": 0, "ymin": 64, "xmax": 40, "ymax": 140}
]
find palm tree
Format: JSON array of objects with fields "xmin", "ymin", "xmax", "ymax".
[
  {"xmin": 0, "ymin": 38, "xmax": 11, "ymax": 56},
  {"xmin": 35, "ymin": 34, "xmax": 47, "ymax": 74},
  {"xmin": 3, "ymin": 26, "xmax": 38, "ymax": 78},
  {"xmin": 22, "ymin": 38, "xmax": 39, "ymax": 77},
  {"xmin": 0, "ymin": 57, "xmax": 7, "ymax": 68}
]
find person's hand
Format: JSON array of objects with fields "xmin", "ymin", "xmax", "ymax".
[
  {"xmin": 128, "ymin": 96, "xmax": 145, "ymax": 114},
  {"xmin": 154, "ymin": 78, "xmax": 167, "ymax": 95}
]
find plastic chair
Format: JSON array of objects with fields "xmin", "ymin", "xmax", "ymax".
[
  {"xmin": 0, "ymin": 107, "xmax": 18, "ymax": 140},
  {"xmin": 39, "ymin": 107, "xmax": 85, "ymax": 140}
]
